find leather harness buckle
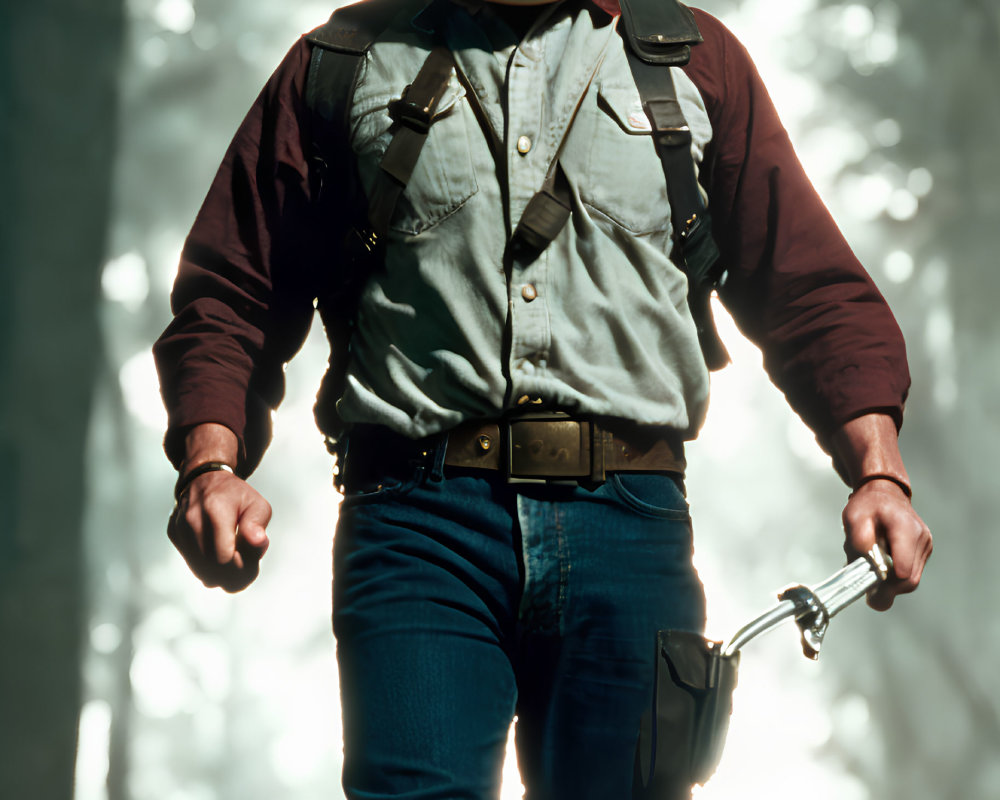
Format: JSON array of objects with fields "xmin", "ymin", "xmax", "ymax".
[{"xmin": 388, "ymin": 86, "xmax": 433, "ymax": 133}]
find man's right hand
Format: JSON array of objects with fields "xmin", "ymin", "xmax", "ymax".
[{"xmin": 168, "ymin": 423, "xmax": 272, "ymax": 593}]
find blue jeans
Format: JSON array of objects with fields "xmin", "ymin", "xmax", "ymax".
[{"xmin": 333, "ymin": 436, "xmax": 705, "ymax": 800}]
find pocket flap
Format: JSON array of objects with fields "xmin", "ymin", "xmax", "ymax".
[
  {"xmin": 431, "ymin": 74, "xmax": 466, "ymax": 121},
  {"xmin": 659, "ymin": 629, "xmax": 712, "ymax": 690},
  {"xmin": 597, "ymin": 80, "xmax": 653, "ymax": 135}
]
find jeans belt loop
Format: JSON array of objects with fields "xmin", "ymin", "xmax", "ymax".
[
  {"xmin": 590, "ymin": 422, "xmax": 609, "ymax": 484},
  {"xmin": 428, "ymin": 432, "xmax": 448, "ymax": 482}
]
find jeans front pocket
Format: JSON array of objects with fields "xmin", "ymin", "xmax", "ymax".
[
  {"xmin": 608, "ymin": 471, "xmax": 689, "ymax": 520},
  {"xmin": 339, "ymin": 458, "xmax": 424, "ymax": 506}
]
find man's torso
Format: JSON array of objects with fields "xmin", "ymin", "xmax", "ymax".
[{"xmin": 336, "ymin": 0, "xmax": 713, "ymax": 438}]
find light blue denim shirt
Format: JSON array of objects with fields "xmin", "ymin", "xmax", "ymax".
[{"xmin": 337, "ymin": 0, "xmax": 714, "ymax": 439}]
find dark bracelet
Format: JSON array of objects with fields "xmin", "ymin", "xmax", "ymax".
[
  {"xmin": 174, "ymin": 461, "xmax": 235, "ymax": 501},
  {"xmin": 852, "ymin": 473, "xmax": 912, "ymax": 499}
]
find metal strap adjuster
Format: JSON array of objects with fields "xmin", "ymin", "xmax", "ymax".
[
  {"xmin": 388, "ymin": 86, "xmax": 433, "ymax": 133},
  {"xmin": 644, "ymin": 98, "xmax": 692, "ymax": 147}
]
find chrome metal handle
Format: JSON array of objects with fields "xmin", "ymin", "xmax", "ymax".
[{"xmin": 722, "ymin": 544, "xmax": 893, "ymax": 659}]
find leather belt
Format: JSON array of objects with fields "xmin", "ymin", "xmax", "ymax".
[{"xmin": 442, "ymin": 414, "xmax": 686, "ymax": 483}]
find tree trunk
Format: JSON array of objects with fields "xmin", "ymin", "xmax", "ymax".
[{"xmin": 0, "ymin": 1, "xmax": 123, "ymax": 796}]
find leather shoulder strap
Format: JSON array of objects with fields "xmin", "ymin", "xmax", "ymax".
[
  {"xmin": 306, "ymin": 0, "xmax": 404, "ymax": 55},
  {"xmin": 618, "ymin": 6, "xmax": 731, "ymax": 369},
  {"xmin": 366, "ymin": 45, "xmax": 456, "ymax": 238},
  {"xmin": 618, "ymin": 0, "xmax": 702, "ymax": 65},
  {"xmin": 305, "ymin": 0, "xmax": 405, "ymax": 446},
  {"xmin": 625, "ymin": 49, "xmax": 729, "ymax": 370},
  {"xmin": 304, "ymin": 0, "xmax": 405, "ymax": 202}
]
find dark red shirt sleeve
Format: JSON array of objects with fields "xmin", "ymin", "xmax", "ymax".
[
  {"xmin": 683, "ymin": 9, "xmax": 910, "ymax": 442},
  {"xmin": 153, "ymin": 37, "xmax": 323, "ymax": 475},
  {"xmin": 155, "ymin": 5, "xmax": 911, "ymax": 476}
]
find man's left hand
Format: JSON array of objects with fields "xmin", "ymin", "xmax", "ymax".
[
  {"xmin": 831, "ymin": 412, "xmax": 933, "ymax": 611},
  {"xmin": 842, "ymin": 478, "xmax": 933, "ymax": 610}
]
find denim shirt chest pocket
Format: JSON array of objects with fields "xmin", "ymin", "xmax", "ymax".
[
  {"xmin": 574, "ymin": 79, "xmax": 672, "ymax": 236},
  {"xmin": 354, "ymin": 74, "xmax": 480, "ymax": 237}
]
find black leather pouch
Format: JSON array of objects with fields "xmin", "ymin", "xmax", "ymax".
[{"xmin": 634, "ymin": 630, "xmax": 740, "ymax": 797}]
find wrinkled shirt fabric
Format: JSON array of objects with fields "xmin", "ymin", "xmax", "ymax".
[{"xmin": 153, "ymin": 0, "xmax": 910, "ymax": 475}]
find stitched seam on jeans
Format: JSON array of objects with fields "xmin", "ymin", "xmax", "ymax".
[
  {"xmin": 608, "ymin": 473, "xmax": 689, "ymax": 520},
  {"xmin": 555, "ymin": 503, "xmax": 568, "ymax": 636}
]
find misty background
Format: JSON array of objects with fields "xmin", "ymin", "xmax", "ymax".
[{"xmin": 2, "ymin": 0, "xmax": 997, "ymax": 798}]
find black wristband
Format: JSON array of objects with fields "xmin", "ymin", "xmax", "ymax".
[
  {"xmin": 174, "ymin": 461, "xmax": 235, "ymax": 501},
  {"xmin": 852, "ymin": 473, "xmax": 912, "ymax": 499}
]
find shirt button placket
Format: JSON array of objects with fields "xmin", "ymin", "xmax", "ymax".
[
  {"xmin": 507, "ymin": 40, "xmax": 549, "ymax": 397},
  {"xmin": 506, "ymin": 45, "xmax": 543, "ymax": 223}
]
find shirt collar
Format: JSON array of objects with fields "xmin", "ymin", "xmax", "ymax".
[{"xmin": 411, "ymin": 0, "xmax": 615, "ymax": 36}]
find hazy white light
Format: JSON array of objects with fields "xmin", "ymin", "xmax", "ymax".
[
  {"xmin": 872, "ymin": 118, "xmax": 901, "ymax": 148},
  {"xmin": 787, "ymin": 36, "xmax": 818, "ymax": 68},
  {"xmin": 131, "ymin": 644, "xmax": 190, "ymax": 718},
  {"xmin": 920, "ymin": 258, "xmax": 949, "ymax": 297},
  {"xmin": 698, "ymin": 300, "xmax": 763, "ymax": 461},
  {"xmin": 140, "ymin": 35, "xmax": 169, "ymax": 68},
  {"xmin": 169, "ymin": 788, "xmax": 214, "ymax": 800},
  {"xmin": 272, "ymin": 732, "xmax": 324, "ymax": 787},
  {"xmin": 125, "ymin": 761, "xmax": 185, "ymax": 800},
  {"xmin": 190, "ymin": 22, "xmax": 219, "ymax": 51},
  {"xmin": 151, "ymin": 232, "xmax": 186, "ymax": 296},
  {"xmin": 908, "ymin": 167, "xmax": 934, "ymax": 197},
  {"xmin": 293, "ymin": 4, "xmax": 336, "ymax": 33},
  {"xmin": 105, "ymin": 562, "xmax": 130, "ymax": 595},
  {"xmin": 801, "ymin": 126, "xmax": 869, "ymax": 184},
  {"xmin": 75, "ymin": 700, "xmax": 112, "ymax": 800},
  {"xmin": 925, "ymin": 306, "xmax": 954, "ymax": 356},
  {"xmin": 696, "ymin": 667, "xmax": 865, "ymax": 800},
  {"xmin": 883, "ymin": 251, "xmax": 914, "ymax": 284},
  {"xmin": 119, "ymin": 350, "xmax": 167, "ymax": 431},
  {"xmin": 841, "ymin": 4, "xmax": 874, "ymax": 38},
  {"xmin": 269, "ymin": 697, "xmax": 334, "ymax": 788},
  {"xmin": 102, "ymin": 251, "xmax": 150, "ymax": 312},
  {"xmin": 867, "ymin": 29, "xmax": 898, "ymax": 65},
  {"xmin": 833, "ymin": 693, "xmax": 871, "ymax": 740},
  {"xmin": 124, "ymin": 0, "xmax": 150, "ymax": 20},
  {"xmin": 237, "ymin": 31, "xmax": 265, "ymax": 62},
  {"xmin": 976, "ymin": 761, "xmax": 1000, "ymax": 800},
  {"xmin": 500, "ymin": 721, "xmax": 525, "ymax": 799},
  {"xmin": 184, "ymin": 581, "xmax": 233, "ymax": 629},
  {"xmin": 786, "ymin": 417, "xmax": 828, "ymax": 470},
  {"xmin": 769, "ymin": 72, "xmax": 820, "ymax": 121},
  {"xmin": 841, "ymin": 5, "xmax": 897, "ymax": 74},
  {"xmin": 840, "ymin": 173, "xmax": 893, "ymax": 221},
  {"xmin": 798, "ymin": 696, "xmax": 834, "ymax": 749},
  {"xmin": 934, "ymin": 375, "xmax": 958, "ymax": 409},
  {"xmin": 138, "ymin": 604, "xmax": 195, "ymax": 642},
  {"xmin": 886, "ymin": 189, "xmax": 918, "ymax": 221},
  {"xmin": 91, "ymin": 622, "xmax": 124, "ymax": 654},
  {"xmin": 176, "ymin": 633, "xmax": 232, "ymax": 702},
  {"xmin": 191, "ymin": 706, "xmax": 226, "ymax": 760},
  {"xmin": 153, "ymin": 0, "xmax": 196, "ymax": 34},
  {"xmin": 774, "ymin": 0, "xmax": 816, "ymax": 18}
]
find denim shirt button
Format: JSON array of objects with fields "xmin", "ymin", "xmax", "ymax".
[{"xmin": 516, "ymin": 135, "xmax": 532, "ymax": 154}]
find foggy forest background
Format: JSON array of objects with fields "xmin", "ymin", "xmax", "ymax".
[{"xmin": 2, "ymin": 0, "xmax": 998, "ymax": 798}]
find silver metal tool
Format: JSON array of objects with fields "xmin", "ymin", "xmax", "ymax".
[
  {"xmin": 634, "ymin": 543, "xmax": 895, "ymax": 796},
  {"xmin": 723, "ymin": 543, "xmax": 893, "ymax": 659}
]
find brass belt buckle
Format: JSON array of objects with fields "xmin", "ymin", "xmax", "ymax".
[{"xmin": 505, "ymin": 413, "xmax": 591, "ymax": 485}]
